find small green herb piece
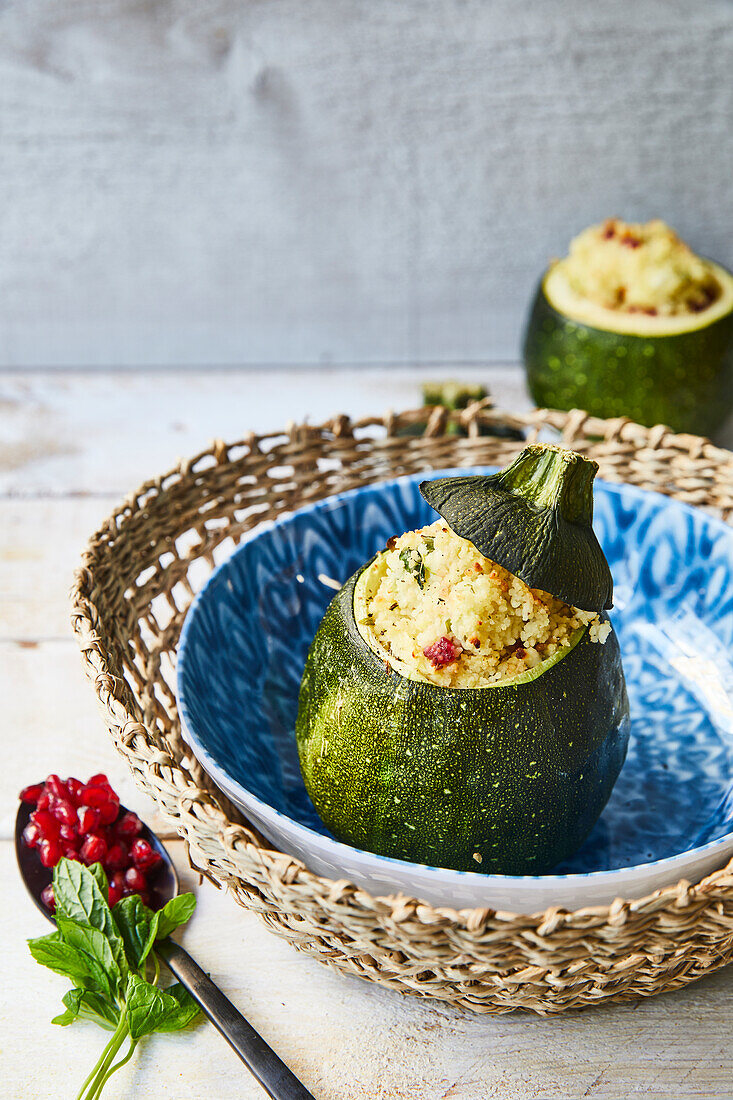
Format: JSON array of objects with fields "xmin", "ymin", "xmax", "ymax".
[
  {"xmin": 29, "ymin": 859, "xmax": 200, "ymax": 1099},
  {"xmin": 399, "ymin": 547, "xmax": 426, "ymax": 589},
  {"xmin": 423, "ymin": 536, "xmax": 435, "ymax": 553}
]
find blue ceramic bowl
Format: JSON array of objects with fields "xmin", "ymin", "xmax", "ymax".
[{"xmin": 177, "ymin": 471, "xmax": 733, "ymax": 911}]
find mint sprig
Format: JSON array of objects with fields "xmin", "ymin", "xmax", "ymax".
[{"xmin": 28, "ymin": 858, "xmax": 200, "ymax": 1099}]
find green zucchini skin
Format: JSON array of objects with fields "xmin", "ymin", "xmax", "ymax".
[
  {"xmin": 296, "ymin": 566, "xmax": 630, "ymax": 876},
  {"xmin": 523, "ymin": 280, "xmax": 733, "ymax": 437}
]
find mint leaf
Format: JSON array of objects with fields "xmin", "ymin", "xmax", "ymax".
[
  {"xmin": 28, "ymin": 930, "xmax": 80, "ymax": 975},
  {"xmin": 28, "ymin": 931, "xmax": 115, "ymax": 1002},
  {"xmin": 52, "ymin": 988, "xmax": 119, "ymax": 1031},
  {"xmin": 53, "ymin": 861, "xmax": 128, "ymax": 980},
  {"xmin": 125, "ymin": 975, "xmax": 178, "ymax": 1041},
  {"xmin": 53, "ymin": 858, "xmax": 111, "ymax": 928},
  {"xmin": 88, "ymin": 861, "xmax": 111, "ymax": 900},
  {"xmin": 155, "ymin": 894, "xmax": 196, "ymax": 940},
  {"xmin": 154, "ymin": 983, "xmax": 201, "ymax": 1032},
  {"xmin": 50, "ymin": 1005, "xmax": 77, "ymax": 1027},
  {"xmin": 54, "ymin": 860, "xmax": 116, "ymax": 940},
  {"xmin": 56, "ymin": 918, "xmax": 122, "ymax": 1002},
  {"xmin": 113, "ymin": 895, "xmax": 156, "ymax": 970},
  {"xmin": 134, "ymin": 893, "xmax": 197, "ymax": 964}
]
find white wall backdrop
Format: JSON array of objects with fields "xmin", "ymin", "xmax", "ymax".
[{"xmin": 1, "ymin": 0, "xmax": 731, "ymax": 368}]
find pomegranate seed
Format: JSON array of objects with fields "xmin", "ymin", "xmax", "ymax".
[
  {"xmin": 81, "ymin": 785, "xmax": 118, "ymax": 810},
  {"xmin": 130, "ymin": 839, "xmax": 160, "ymax": 870},
  {"xmin": 36, "ymin": 789, "xmax": 51, "ymax": 811},
  {"xmin": 19, "ymin": 783, "xmax": 44, "ymax": 804},
  {"xmin": 41, "ymin": 884, "xmax": 56, "ymax": 911},
  {"xmin": 115, "ymin": 811, "xmax": 143, "ymax": 838},
  {"xmin": 66, "ymin": 777, "xmax": 85, "ymax": 805},
  {"xmin": 80, "ymin": 785, "xmax": 103, "ymax": 808},
  {"xmin": 23, "ymin": 821, "xmax": 41, "ymax": 849},
  {"xmin": 129, "ymin": 838, "xmax": 151, "ymax": 863},
  {"xmin": 97, "ymin": 800, "xmax": 119, "ymax": 826},
  {"xmin": 59, "ymin": 823, "xmax": 79, "ymax": 843},
  {"xmin": 111, "ymin": 871, "xmax": 126, "ymax": 892},
  {"xmin": 80, "ymin": 834, "xmax": 107, "ymax": 865},
  {"xmin": 423, "ymin": 635, "xmax": 462, "ymax": 668},
  {"xmin": 45, "ymin": 774, "xmax": 68, "ymax": 800},
  {"xmin": 87, "ymin": 773, "xmax": 109, "ymax": 788},
  {"xmin": 39, "ymin": 837, "xmax": 62, "ymax": 867},
  {"xmin": 50, "ymin": 798, "xmax": 78, "ymax": 827},
  {"xmin": 104, "ymin": 842, "xmax": 128, "ymax": 871},
  {"xmin": 77, "ymin": 805, "xmax": 100, "ymax": 835},
  {"xmin": 108, "ymin": 884, "xmax": 123, "ymax": 907},
  {"xmin": 30, "ymin": 809, "xmax": 60, "ymax": 839},
  {"xmin": 63, "ymin": 843, "xmax": 79, "ymax": 858},
  {"xmin": 124, "ymin": 867, "xmax": 146, "ymax": 892}
]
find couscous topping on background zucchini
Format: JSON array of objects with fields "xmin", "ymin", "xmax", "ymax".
[{"xmin": 549, "ymin": 218, "xmax": 721, "ymax": 317}]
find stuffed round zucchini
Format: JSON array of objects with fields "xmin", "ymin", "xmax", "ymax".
[
  {"xmin": 523, "ymin": 218, "xmax": 733, "ymax": 436},
  {"xmin": 296, "ymin": 445, "xmax": 630, "ymax": 875}
]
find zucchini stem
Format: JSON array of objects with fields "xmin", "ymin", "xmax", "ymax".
[{"xmin": 493, "ymin": 444, "xmax": 597, "ymax": 525}]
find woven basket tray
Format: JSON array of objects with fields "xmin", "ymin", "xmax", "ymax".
[{"xmin": 71, "ymin": 402, "xmax": 733, "ymax": 1015}]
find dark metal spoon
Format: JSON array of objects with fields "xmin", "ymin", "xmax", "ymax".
[{"xmin": 16, "ymin": 797, "xmax": 316, "ymax": 1100}]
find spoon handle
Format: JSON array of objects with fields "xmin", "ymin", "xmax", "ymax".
[{"xmin": 157, "ymin": 939, "xmax": 316, "ymax": 1100}]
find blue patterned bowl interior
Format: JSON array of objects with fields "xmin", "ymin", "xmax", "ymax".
[{"xmin": 178, "ymin": 471, "xmax": 733, "ymax": 875}]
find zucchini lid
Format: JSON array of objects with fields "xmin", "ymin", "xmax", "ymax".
[{"xmin": 420, "ymin": 444, "xmax": 613, "ymax": 612}]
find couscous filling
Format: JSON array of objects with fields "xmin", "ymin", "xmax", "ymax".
[
  {"xmin": 551, "ymin": 218, "xmax": 721, "ymax": 317},
  {"xmin": 355, "ymin": 521, "xmax": 609, "ymax": 689}
]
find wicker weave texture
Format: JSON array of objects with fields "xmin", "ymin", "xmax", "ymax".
[{"xmin": 71, "ymin": 403, "xmax": 733, "ymax": 1014}]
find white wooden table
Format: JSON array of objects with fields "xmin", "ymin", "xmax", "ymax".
[{"xmin": 3, "ymin": 366, "xmax": 733, "ymax": 1100}]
